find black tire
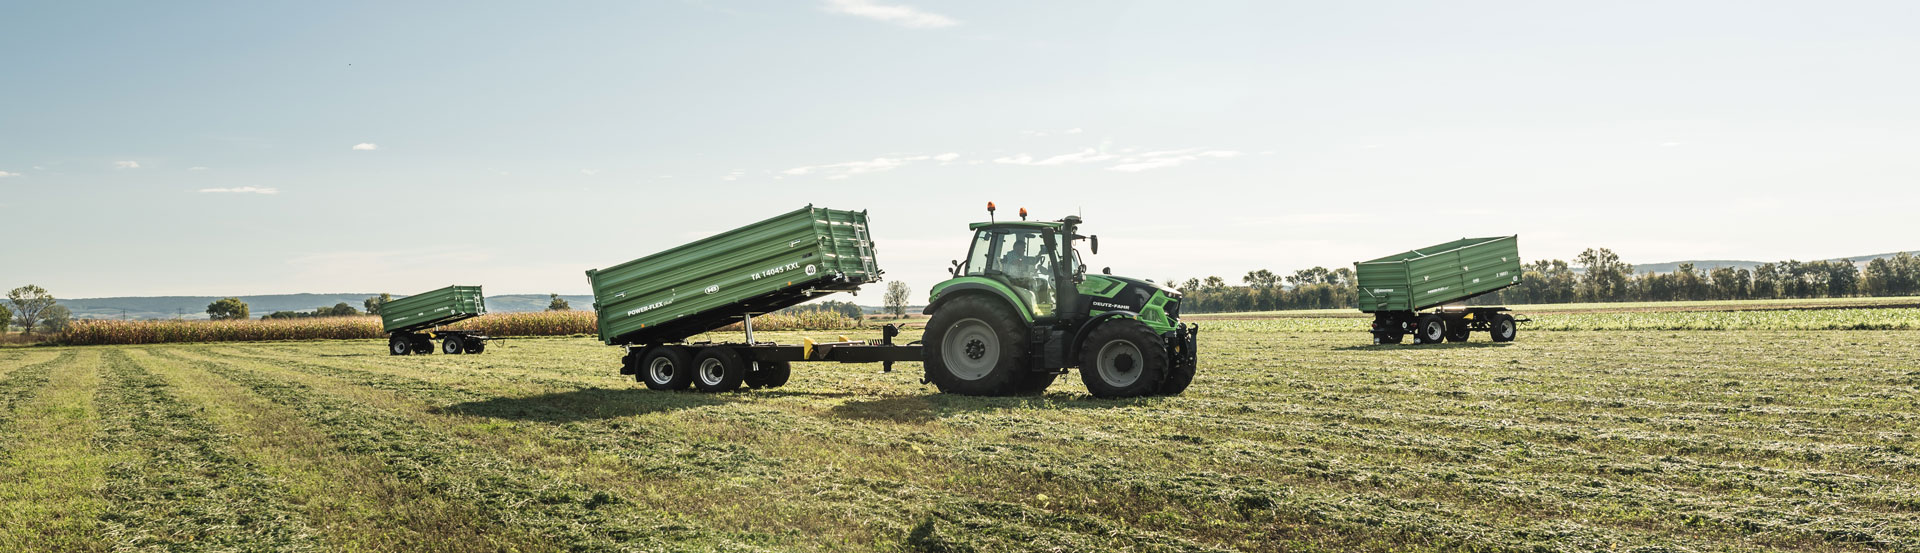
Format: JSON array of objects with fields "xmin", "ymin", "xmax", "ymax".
[
  {"xmin": 389, "ymin": 336, "xmax": 411, "ymax": 356},
  {"xmin": 442, "ymin": 336, "xmax": 465, "ymax": 354},
  {"xmin": 923, "ymin": 295, "xmax": 1030, "ymax": 396},
  {"xmin": 1415, "ymin": 315, "xmax": 1446, "ymax": 345},
  {"xmin": 411, "ymin": 336, "xmax": 435, "ymax": 355},
  {"xmin": 692, "ymin": 347, "xmax": 747, "ymax": 392},
  {"xmin": 464, "ymin": 340, "xmax": 486, "ymax": 354},
  {"xmin": 745, "ymin": 361, "xmax": 792, "ymax": 389},
  {"xmin": 639, "ymin": 346, "xmax": 695, "ymax": 391},
  {"xmin": 1490, "ymin": 314, "xmax": 1518, "ymax": 342},
  {"xmin": 1077, "ymin": 321, "xmax": 1168, "ymax": 399},
  {"xmin": 1444, "ymin": 319, "xmax": 1472, "ymax": 342},
  {"xmin": 1159, "ymin": 339, "xmax": 1196, "ymax": 397},
  {"xmin": 1372, "ymin": 315, "xmax": 1405, "ymax": 345}
]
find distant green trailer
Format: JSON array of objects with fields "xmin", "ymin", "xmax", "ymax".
[
  {"xmin": 380, "ymin": 285, "xmax": 492, "ymax": 355},
  {"xmin": 1355, "ymin": 236, "xmax": 1527, "ymax": 344}
]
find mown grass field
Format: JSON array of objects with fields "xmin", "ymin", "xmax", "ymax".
[{"xmin": 2, "ymin": 312, "xmax": 1917, "ymax": 551}]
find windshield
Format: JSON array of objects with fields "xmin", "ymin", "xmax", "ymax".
[{"xmin": 963, "ymin": 228, "xmax": 1059, "ymax": 317}]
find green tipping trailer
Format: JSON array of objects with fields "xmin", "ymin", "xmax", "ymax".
[
  {"xmin": 586, "ymin": 205, "xmax": 909, "ymax": 391},
  {"xmin": 1355, "ymin": 236, "xmax": 1527, "ymax": 345},
  {"xmin": 381, "ymin": 285, "xmax": 493, "ymax": 356}
]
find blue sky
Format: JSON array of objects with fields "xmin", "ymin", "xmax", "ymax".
[{"xmin": 4, "ymin": 1, "xmax": 1917, "ymax": 299}]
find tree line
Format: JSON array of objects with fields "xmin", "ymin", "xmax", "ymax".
[{"xmin": 1170, "ymin": 250, "xmax": 1920, "ymax": 313}]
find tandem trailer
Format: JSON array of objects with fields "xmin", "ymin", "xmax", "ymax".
[
  {"xmin": 586, "ymin": 204, "xmax": 1198, "ymax": 398},
  {"xmin": 1355, "ymin": 236, "xmax": 1530, "ymax": 345},
  {"xmin": 381, "ymin": 285, "xmax": 496, "ymax": 355}
]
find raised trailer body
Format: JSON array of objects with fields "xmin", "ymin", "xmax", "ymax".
[
  {"xmin": 1355, "ymin": 236, "xmax": 1526, "ymax": 344},
  {"xmin": 380, "ymin": 285, "xmax": 494, "ymax": 355},
  {"xmin": 587, "ymin": 205, "xmax": 895, "ymax": 391},
  {"xmin": 587, "ymin": 205, "xmax": 880, "ymax": 347}
]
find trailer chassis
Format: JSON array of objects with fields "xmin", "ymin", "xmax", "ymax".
[
  {"xmin": 1370, "ymin": 306, "xmax": 1529, "ymax": 345},
  {"xmin": 389, "ymin": 328, "xmax": 497, "ymax": 355}
]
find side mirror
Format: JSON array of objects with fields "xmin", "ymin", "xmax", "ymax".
[
  {"xmin": 1102, "ymin": 267, "xmax": 1112, "ymax": 275},
  {"xmin": 1089, "ymin": 235, "xmax": 1099, "ymax": 255},
  {"xmin": 949, "ymin": 259, "xmax": 961, "ymax": 277}
]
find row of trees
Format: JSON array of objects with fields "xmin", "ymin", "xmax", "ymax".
[
  {"xmin": 1170, "ymin": 250, "xmax": 1920, "ymax": 313},
  {"xmin": 3, "ymin": 285, "xmax": 71, "ymax": 335}
]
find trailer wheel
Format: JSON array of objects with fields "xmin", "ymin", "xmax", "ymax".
[
  {"xmin": 1078, "ymin": 321, "xmax": 1168, "ymax": 399},
  {"xmin": 411, "ymin": 336, "xmax": 435, "ymax": 355},
  {"xmin": 639, "ymin": 346, "xmax": 695, "ymax": 390},
  {"xmin": 693, "ymin": 347, "xmax": 747, "ymax": 392},
  {"xmin": 923, "ymin": 295, "xmax": 1030, "ymax": 396},
  {"xmin": 464, "ymin": 340, "xmax": 486, "ymax": 354},
  {"xmin": 442, "ymin": 336, "xmax": 465, "ymax": 354},
  {"xmin": 1490, "ymin": 314, "xmax": 1518, "ymax": 342},
  {"xmin": 389, "ymin": 336, "xmax": 412, "ymax": 356},
  {"xmin": 1444, "ymin": 319, "xmax": 1472, "ymax": 342},
  {"xmin": 745, "ymin": 361, "xmax": 791, "ymax": 389},
  {"xmin": 1415, "ymin": 315, "xmax": 1446, "ymax": 345}
]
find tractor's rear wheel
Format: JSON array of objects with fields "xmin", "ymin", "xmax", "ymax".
[
  {"xmin": 1491, "ymin": 314, "xmax": 1518, "ymax": 342},
  {"xmin": 923, "ymin": 295, "xmax": 1029, "ymax": 396},
  {"xmin": 745, "ymin": 361, "xmax": 792, "ymax": 389},
  {"xmin": 639, "ymin": 346, "xmax": 694, "ymax": 390},
  {"xmin": 442, "ymin": 336, "xmax": 465, "ymax": 354},
  {"xmin": 389, "ymin": 336, "xmax": 412, "ymax": 356},
  {"xmin": 1078, "ymin": 321, "xmax": 1168, "ymax": 399},
  {"xmin": 693, "ymin": 347, "xmax": 747, "ymax": 392}
]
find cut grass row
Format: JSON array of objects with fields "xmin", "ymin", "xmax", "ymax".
[
  {"xmin": 181, "ymin": 333, "xmax": 1920, "ymax": 551},
  {"xmin": 5, "ymin": 326, "xmax": 1917, "ymax": 551}
]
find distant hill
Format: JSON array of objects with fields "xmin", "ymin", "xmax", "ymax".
[
  {"xmin": 1633, "ymin": 250, "xmax": 1918, "ymax": 275},
  {"xmin": 58, "ymin": 293, "xmax": 596, "ymax": 321}
]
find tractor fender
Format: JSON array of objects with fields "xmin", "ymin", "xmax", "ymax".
[
  {"xmin": 1071, "ymin": 310, "xmax": 1140, "ymax": 358},
  {"xmin": 922, "ymin": 282, "xmax": 1033, "ymax": 322}
]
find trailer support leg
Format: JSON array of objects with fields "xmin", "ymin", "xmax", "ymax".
[{"xmin": 881, "ymin": 324, "xmax": 900, "ymax": 373}]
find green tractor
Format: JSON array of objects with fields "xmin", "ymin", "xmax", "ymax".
[{"xmin": 921, "ymin": 205, "xmax": 1198, "ymax": 398}]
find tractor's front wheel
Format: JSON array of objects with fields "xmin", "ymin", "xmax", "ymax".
[
  {"xmin": 1078, "ymin": 321, "xmax": 1168, "ymax": 399},
  {"xmin": 923, "ymin": 295, "xmax": 1030, "ymax": 396}
]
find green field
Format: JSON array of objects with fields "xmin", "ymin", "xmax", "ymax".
[{"xmin": 2, "ymin": 319, "xmax": 1918, "ymax": 551}]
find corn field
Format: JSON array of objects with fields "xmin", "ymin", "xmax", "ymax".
[{"xmin": 55, "ymin": 310, "xmax": 865, "ymax": 346}]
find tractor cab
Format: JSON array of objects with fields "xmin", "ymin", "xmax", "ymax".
[{"xmin": 956, "ymin": 216, "xmax": 1086, "ymax": 320}]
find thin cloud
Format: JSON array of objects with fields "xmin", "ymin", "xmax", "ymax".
[
  {"xmin": 994, "ymin": 148, "xmax": 1117, "ymax": 166},
  {"xmin": 933, "ymin": 152, "xmax": 960, "ymax": 163},
  {"xmin": 580, "ymin": 169, "xmax": 599, "ymax": 176},
  {"xmin": 721, "ymin": 170, "xmax": 746, "ymax": 181},
  {"xmin": 188, "ymin": 166, "xmax": 209, "ymax": 171},
  {"xmin": 784, "ymin": 154, "xmax": 946, "ymax": 179},
  {"xmin": 1107, "ymin": 149, "xmax": 1241, "ymax": 172},
  {"xmin": 351, "ymin": 143, "xmax": 378, "ymax": 151},
  {"xmin": 199, "ymin": 186, "xmax": 279, "ymax": 195},
  {"xmin": 0, "ymin": 171, "xmax": 19, "ymax": 178},
  {"xmin": 114, "ymin": 160, "xmax": 140, "ymax": 169},
  {"xmin": 822, "ymin": 0, "xmax": 959, "ymax": 28}
]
